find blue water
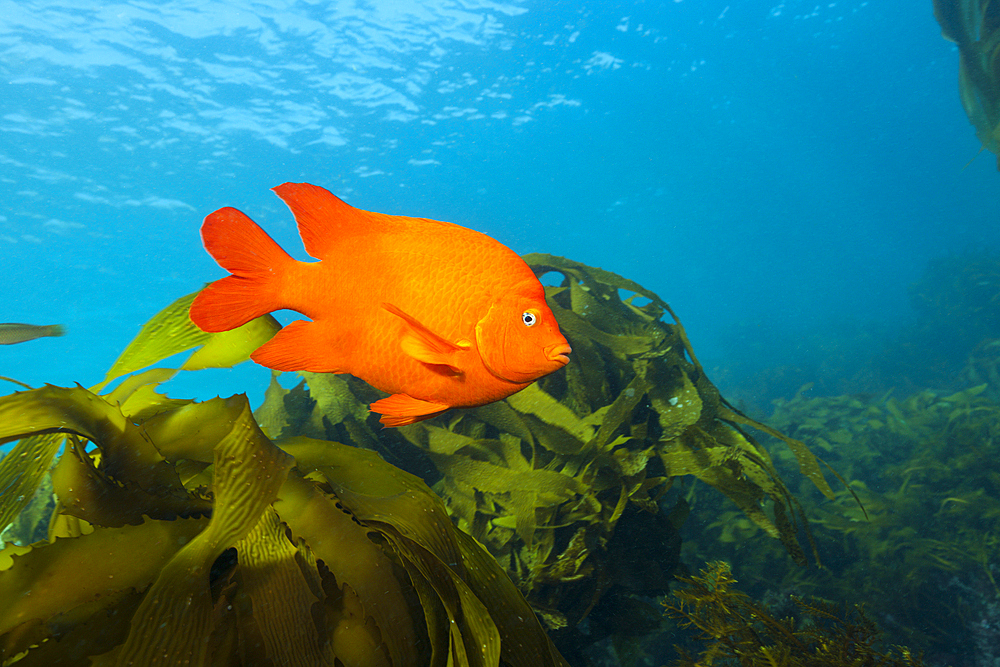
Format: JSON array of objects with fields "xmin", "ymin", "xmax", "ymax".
[{"xmin": 1, "ymin": 0, "xmax": 998, "ymax": 407}]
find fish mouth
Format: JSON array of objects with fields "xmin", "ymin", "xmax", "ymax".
[{"xmin": 546, "ymin": 343, "xmax": 572, "ymax": 366}]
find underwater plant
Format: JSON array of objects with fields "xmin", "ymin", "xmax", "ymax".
[
  {"xmin": 663, "ymin": 561, "xmax": 925, "ymax": 666},
  {"xmin": 0, "ymin": 294, "xmax": 568, "ymax": 666},
  {"xmin": 0, "ymin": 255, "xmax": 831, "ymax": 666},
  {"xmin": 687, "ymin": 381, "xmax": 1000, "ymax": 664},
  {"xmin": 242, "ymin": 254, "xmax": 837, "ymax": 662}
]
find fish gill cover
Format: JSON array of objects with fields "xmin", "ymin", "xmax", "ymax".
[{"xmin": 0, "ymin": 256, "xmax": 835, "ymax": 665}]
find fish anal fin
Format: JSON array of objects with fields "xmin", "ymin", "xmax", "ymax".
[
  {"xmin": 382, "ymin": 302, "xmax": 464, "ymax": 372},
  {"xmin": 251, "ymin": 320, "xmax": 345, "ymax": 373},
  {"xmin": 271, "ymin": 182, "xmax": 359, "ymax": 259},
  {"xmin": 370, "ymin": 394, "xmax": 450, "ymax": 427}
]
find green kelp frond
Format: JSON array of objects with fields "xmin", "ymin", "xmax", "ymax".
[
  {"xmin": 0, "ymin": 377, "xmax": 569, "ymax": 666},
  {"xmin": 663, "ymin": 561, "xmax": 925, "ymax": 667}
]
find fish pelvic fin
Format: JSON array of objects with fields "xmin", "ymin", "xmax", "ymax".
[
  {"xmin": 190, "ymin": 206, "xmax": 295, "ymax": 333},
  {"xmin": 370, "ymin": 394, "xmax": 450, "ymax": 427},
  {"xmin": 272, "ymin": 182, "xmax": 359, "ymax": 259}
]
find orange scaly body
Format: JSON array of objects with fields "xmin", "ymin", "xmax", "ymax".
[{"xmin": 189, "ymin": 182, "xmax": 571, "ymax": 426}]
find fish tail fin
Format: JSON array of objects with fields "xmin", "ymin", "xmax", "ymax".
[{"xmin": 189, "ymin": 207, "xmax": 294, "ymax": 332}]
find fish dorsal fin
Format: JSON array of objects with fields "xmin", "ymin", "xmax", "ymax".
[
  {"xmin": 271, "ymin": 182, "xmax": 364, "ymax": 260},
  {"xmin": 382, "ymin": 302, "xmax": 469, "ymax": 373}
]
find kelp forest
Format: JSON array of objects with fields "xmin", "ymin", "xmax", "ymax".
[{"xmin": 4, "ymin": 249, "xmax": 1000, "ymax": 666}]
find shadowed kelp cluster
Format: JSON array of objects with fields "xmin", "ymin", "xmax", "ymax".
[
  {"xmin": 0, "ymin": 256, "xmax": 833, "ymax": 666},
  {"xmin": 674, "ymin": 381, "xmax": 1000, "ymax": 664},
  {"xmin": 762, "ymin": 384, "xmax": 1000, "ymax": 659},
  {"xmin": 935, "ymin": 0, "xmax": 1000, "ymax": 169},
  {"xmin": 663, "ymin": 561, "xmax": 925, "ymax": 667}
]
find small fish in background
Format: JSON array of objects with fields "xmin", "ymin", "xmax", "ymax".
[
  {"xmin": 0, "ymin": 323, "xmax": 66, "ymax": 345},
  {"xmin": 190, "ymin": 182, "xmax": 572, "ymax": 426}
]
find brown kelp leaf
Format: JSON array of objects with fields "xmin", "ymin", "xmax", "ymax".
[
  {"xmin": 50, "ymin": 435, "xmax": 206, "ymax": 527},
  {"xmin": 3, "ymin": 586, "xmax": 145, "ymax": 666},
  {"xmin": 0, "ymin": 385, "xmax": 207, "ymax": 527},
  {"xmin": 658, "ymin": 434, "xmax": 779, "ymax": 539},
  {"xmin": 0, "ymin": 518, "xmax": 208, "ymax": 638},
  {"xmin": 254, "ymin": 372, "xmax": 292, "ymax": 438},
  {"xmin": 112, "ymin": 396, "xmax": 293, "ymax": 667},
  {"xmin": 427, "ymin": 454, "xmax": 582, "ymax": 499},
  {"xmin": 934, "ymin": 0, "xmax": 1000, "ymax": 167},
  {"xmin": 273, "ymin": 471, "xmax": 420, "ymax": 667},
  {"xmin": 0, "ymin": 385, "xmax": 193, "ymax": 531},
  {"xmin": 471, "ymin": 400, "xmax": 535, "ymax": 444},
  {"xmin": 525, "ymin": 253, "xmax": 668, "ymax": 316},
  {"xmin": 375, "ymin": 523, "xmax": 499, "ymax": 667},
  {"xmin": 648, "ymin": 369, "xmax": 703, "ymax": 441},
  {"xmin": 507, "ymin": 383, "xmax": 592, "ymax": 441},
  {"xmin": 452, "ymin": 528, "xmax": 571, "ymax": 667},
  {"xmin": 591, "ymin": 374, "xmax": 649, "ymax": 451},
  {"xmin": 102, "ymin": 368, "xmax": 190, "ymax": 422},
  {"xmin": 300, "ymin": 372, "xmax": 370, "ymax": 428},
  {"xmin": 718, "ymin": 404, "xmax": 835, "ymax": 500},
  {"xmin": 549, "ymin": 305, "xmax": 656, "ymax": 357},
  {"xmin": 236, "ymin": 507, "xmax": 325, "ymax": 666},
  {"xmin": 140, "ymin": 395, "xmax": 251, "ymax": 464},
  {"xmin": 284, "ymin": 436, "xmax": 466, "ymax": 574},
  {"xmin": 325, "ymin": 581, "xmax": 393, "ymax": 667},
  {"xmin": 95, "ymin": 292, "xmax": 209, "ymax": 391}
]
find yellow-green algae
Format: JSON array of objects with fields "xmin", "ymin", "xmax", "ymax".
[{"xmin": 0, "ymin": 257, "xmax": 834, "ymax": 666}]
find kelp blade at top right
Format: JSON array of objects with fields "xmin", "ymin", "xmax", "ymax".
[{"xmin": 934, "ymin": 0, "xmax": 1000, "ymax": 168}]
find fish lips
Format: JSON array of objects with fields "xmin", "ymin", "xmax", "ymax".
[{"xmin": 546, "ymin": 343, "xmax": 572, "ymax": 366}]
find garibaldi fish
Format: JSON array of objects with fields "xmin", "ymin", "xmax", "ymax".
[{"xmin": 189, "ymin": 182, "xmax": 571, "ymax": 426}]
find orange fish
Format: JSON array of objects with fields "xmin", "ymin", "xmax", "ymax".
[{"xmin": 189, "ymin": 182, "xmax": 571, "ymax": 426}]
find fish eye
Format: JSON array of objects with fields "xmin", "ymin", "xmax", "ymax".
[{"xmin": 522, "ymin": 311, "xmax": 537, "ymax": 327}]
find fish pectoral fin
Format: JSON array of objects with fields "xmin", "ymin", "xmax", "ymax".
[
  {"xmin": 382, "ymin": 302, "xmax": 464, "ymax": 371},
  {"xmin": 370, "ymin": 394, "xmax": 450, "ymax": 427}
]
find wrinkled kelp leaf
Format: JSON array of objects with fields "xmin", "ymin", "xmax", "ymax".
[
  {"xmin": 235, "ymin": 507, "xmax": 325, "ymax": 665},
  {"xmin": 110, "ymin": 397, "xmax": 293, "ymax": 666}
]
